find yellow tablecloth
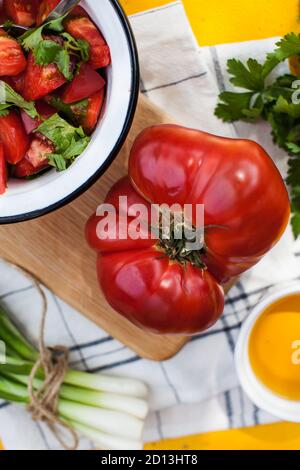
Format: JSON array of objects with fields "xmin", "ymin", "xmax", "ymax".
[{"xmin": 1, "ymin": 0, "xmax": 300, "ymax": 453}]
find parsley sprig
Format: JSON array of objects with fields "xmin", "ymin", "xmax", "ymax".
[
  {"xmin": 215, "ymin": 33, "xmax": 300, "ymax": 238},
  {"xmin": 46, "ymin": 95, "xmax": 89, "ymax": 125},
  {"xmin": 19, "ymin": 15, "xmax": 89, "ymax": 81},
  {"xmin": 20, "ymin": 15, "xmax": 67, "ymax": 50},
  {"xmin": 0, "ymin": 81, "xmax": 39, "ymax": 119},
  {"xmin": 35, "ymin": 114, "xmax": 91, "ymax": 171}
]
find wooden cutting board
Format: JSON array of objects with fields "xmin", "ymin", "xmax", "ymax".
[{"xmin": 0, "ymin": 95, "xmax": 233, "ymax": 361}]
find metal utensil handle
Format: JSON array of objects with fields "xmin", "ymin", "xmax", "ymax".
[{"xmin": 45, "ymin": 0, "xmax": 82, "ymax": 22}]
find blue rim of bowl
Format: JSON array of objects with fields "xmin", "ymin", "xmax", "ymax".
[{"xmin": 0, "ymin": 0, "xmax": 140, "ymax": 225}]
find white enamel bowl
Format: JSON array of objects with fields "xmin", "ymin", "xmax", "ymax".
[
  {"xmin": 235, "ymin": 283, "xmax": 300, "ymax": 422},
  {"xmin": 0, "ymin": 0, "xmax": 139, "ymax": 223}
]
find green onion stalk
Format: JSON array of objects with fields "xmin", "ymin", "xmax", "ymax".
[{"xmin": 0, "ymin": 306, "xmax": 149, "ymax": 450}]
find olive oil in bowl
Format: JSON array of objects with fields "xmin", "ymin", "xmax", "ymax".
[{"xmin": 249, "ymin": 294, "xmax": 300, "ymax": 401}]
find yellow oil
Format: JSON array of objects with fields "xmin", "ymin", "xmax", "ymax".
[{"xmin": 249, "ymin": 294, "xmax": 300, "ymax": 401}]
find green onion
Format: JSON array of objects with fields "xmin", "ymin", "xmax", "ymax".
[
  {"xmin": 66, "ymin": 419, "xmax": 143, "ymax": 451},
  {"xmin": 0, "ymin": 304, "xmax": 149, "ymax": 449},
  {"xmin": 0, "ymin": 306, "xmax": 38, "ymax": 362},
  {"xmin": 7, "ymin": 373, "xmax": 149, "ymax": 419},
  {"xmin": 64, "ymin": 370, "xmax": 148, "ymax": 398},
  {"xmin": 58, "ymin": 400, "xmax": 144, "ymax": 440}
]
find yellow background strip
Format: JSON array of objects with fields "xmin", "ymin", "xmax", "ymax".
[
  {"xmin": 122, "ymin": 0, "xmax": 300, "ymax": 45},
  {"xmin": 145, "ymin": 422, "xmax": 300, "ymax": 450}
]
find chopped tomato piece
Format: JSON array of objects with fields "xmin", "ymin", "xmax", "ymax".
[
  {"xmin": 0, "ymin": 143, "xmax": 7, "ymax": 194},
  {"xmin": 14, "ymin": 137, "xmax": 52, "ymax": 178},
  {"xmin": 0, "ymin": 8, "xmax": 6, "ymax": 25},
  {"xmin": 36, "ymin": 100, "xmax": 57, "ymax": 120},
  {"xmin": 23, "ymin": 52, "xmax": 66, "ymax": 101},
  {"xmin": 68, "ymin": 6, "xmax": 89, "ymax": 19},
  {"xmin": 81, "ymin": 90, "xmax": 105, "ymax": 135},
  {"xmin": 62, "ymin": 63, "xmax": 105, "ymax": 104},
  {"xmin": 14, "ymin": 158, "xmax": 37, "ymax": 178},
  {"xmin": 21, "ymin": 101, "xmax": 56, "ymax": 134},
  {"xmin": 0, "ymin": 110, "xmax": 29, "ymax": 164},
  {"xmin": 3, "ymin": 0, "xmax": 39, "ymax": 27},
  {"xmin": 36, "ymin": 0, "xmax": 60, "ymax": 25},
  {"xmin": 0, "ymin": 35, "xmax": 27, "ymax": 77},
  {"xmin": 25, "ymin": 137, "xmax": 53, "ymax": 169},
  {"xmin": 65, "ymin": 16, "xmax": 111, "ymax": 69},
  {"xmin": 3, "ymin": 72, "xmax": 25, "ymax": 95}
]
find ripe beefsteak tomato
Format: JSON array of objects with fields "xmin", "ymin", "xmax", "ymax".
[{"xmin": 86, "ymin": 125, "xmax": 290, "ymax": 335}]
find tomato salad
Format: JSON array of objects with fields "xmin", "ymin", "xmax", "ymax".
[{"xmin": 0, "ymin": 0, "xmax": 111, "ymax": 195}]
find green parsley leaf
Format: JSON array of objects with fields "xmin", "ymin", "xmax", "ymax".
[
  {"xmin": 227, "ymin": 58, "xmax": 265, "ymax": 91},
  {"xmin": 0, "ymin": 103, "xmax": 12, "ymax": 117},
  {"xmin": 287, "ymin": 157, "xmax": 300, "ymax": 237},
  {"xmin": 273, "ymin": 95, "xmax": 300, "ymax": 118},
  {"xmin": 55, "ymin": 47, "xmax": 72, "ymax": 80},
  {"xmin": 46, "ymin": 96, "xmax": 89, "ymax": 125},
  {"xmin": 0, "ymin": 81, "xmax": 39, "ymax": 119},
  {"xmin": 47, "ymin": 153, "xmax": 67, "ymax": 171},
  {"xmin": 77, "ymin": 39, "xmax": 90, "ymax": 62},
  {"xmin": 34, "ymin": 40, "xmax": 63, "ymax": 64},
  {"xmin": 215, "ymin": 91, "xmax": 258, "ymax": 122},
  {"xmin": 35, "ymin": 114, "xmax": 90, "ymax": 171},
  {"xmin": 20, "ymin": 26, "xmax": 43, "ymax": 51},
  {"xmin": 63, "ymin": 135, "xmax": 91, "ymax": 160},
  {"xmin": 34, "ymin": 39, "xmax": 72, "ymax": 80},
  {"xmin": 46, "ymin": 15, "xmax": 67, "ymax": 33},
  {"xmin": 287, "ymin": 156, "xmax": 300, "ymax": 188},
  {"xmin": 291, "ymin": 212, "xmax": 300, "ymax": 238},
  {"xmin": 286, "ymin": 142, "xmax": 300, "ymax": 154},
  {"xmin": 263, "ymin": 33, "xmax": 300, "ymax": 77},
  {"xmin": 60, "ymin": 32, "xmax": 90, "ymax": 62},
  {"xmin": 20, "ymin": 14, "xmax": 67, "ymax": 51},
  {"xmin": 267, "ymin": 111, "xmax": 292, "ymax": 149}
]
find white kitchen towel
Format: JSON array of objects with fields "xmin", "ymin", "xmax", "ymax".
[{"xmin": 0, "ymin": 1, "xmax": 299, "ymax": 450}]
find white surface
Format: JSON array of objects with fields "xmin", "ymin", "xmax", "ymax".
[{"xmin": 0, "ymin": 0, "xmax": 134, "ymax": 219}]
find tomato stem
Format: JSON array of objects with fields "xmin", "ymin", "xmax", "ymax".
[{"xmin": 155, "ymin": 212, "xmax": 206, "ymax": 269}]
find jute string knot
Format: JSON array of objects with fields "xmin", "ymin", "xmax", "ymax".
[{"xmin": 4, "ymin": 260, "xmax": 79, "ymax": 450}]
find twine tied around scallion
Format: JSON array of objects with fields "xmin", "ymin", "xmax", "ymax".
[
  {"xmin": 0, "ymin": 259, "xmax": 149, "ymax": 450},
  {"xmin": 5, "ymin": 261, "xmax": 79, "ymax": 450}
]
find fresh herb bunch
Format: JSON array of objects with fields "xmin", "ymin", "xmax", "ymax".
[{"xmin": 215, "ymin": 33, "xmax": 300, "ymax": 238}]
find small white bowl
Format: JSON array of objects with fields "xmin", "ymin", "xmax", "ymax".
[
  {"xmin": 235, "ymin": 282, "xmax": 300, "ymax": 422},
  {"xmin": 0, "ymin": 0, "xmax": 139, "ymax": 224}
]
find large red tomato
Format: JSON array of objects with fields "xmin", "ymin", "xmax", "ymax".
[{"xmin": 86, "ymin": 125, "xmax": 290, "ymax": 335}]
